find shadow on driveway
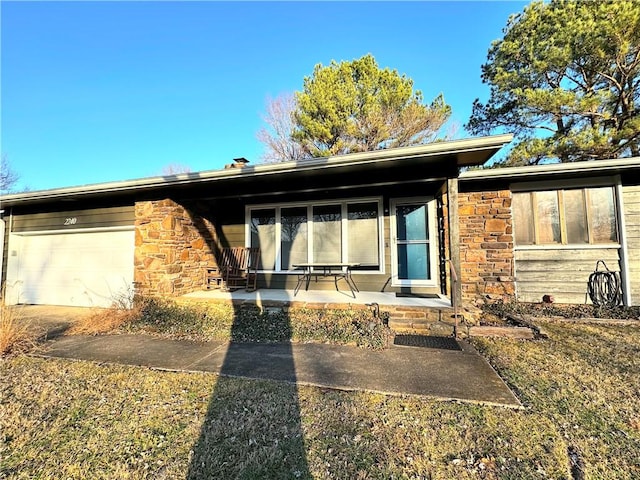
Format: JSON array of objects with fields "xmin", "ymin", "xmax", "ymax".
[{"xmin": 11, "ymin": 305, "xmax": 90, "ymax": 340}]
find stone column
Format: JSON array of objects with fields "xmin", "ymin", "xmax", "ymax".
[
  {"xmin": 458, "ymin": 190, "xmax": 515, "ymax": 303},
  {"xmin": 134, "ymin": 199, "xmax": 216, "ymax": 297}
]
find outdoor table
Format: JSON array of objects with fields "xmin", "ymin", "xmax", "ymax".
[{"xmin": 292, "ymin": 262, "xmax": 360, "ymax": 297}]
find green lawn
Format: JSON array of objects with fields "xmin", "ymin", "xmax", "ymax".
[{"xmin": 1, "ymin": 321, "xmax": 639, "ymax": 479}]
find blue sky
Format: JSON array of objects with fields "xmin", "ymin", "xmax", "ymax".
[{"xmin": 2, "ymin": 1, "xmax": 527, "ymax": 192}]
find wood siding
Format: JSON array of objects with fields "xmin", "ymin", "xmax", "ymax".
[
  {"xmin": 1, "ymin": 213, "xmax": 8, "ymax": 286},
  {"xmin": 515, "ymin": 247, "xmax": 621, "ymax": 304},
  {"xmin": 12, "ymin": 206, "xmax": 135, "ymax": 232},
  {"xmin": 214, "ymin": 223, "xmax": 245, "ymax": 249},
  {"xmin": 623, "ymin": 185, "xmax": 640, "ymax": 305}
]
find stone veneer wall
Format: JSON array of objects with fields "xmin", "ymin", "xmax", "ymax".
[
  {"xmin": 458, "ymin": 190, "xmax": 515, "ymax": 303},
  {"xmin": 134, "ymin": 199, "xmax": 216, "ymax": 297}
]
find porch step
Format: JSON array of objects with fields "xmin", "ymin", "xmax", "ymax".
[
  {"xmin": 388, "ymin": 317, "xmax": 456, "ymax": 337},
  {"xmin": 386, "ymin": 306, "xmax": 457, "ymax": 336}
]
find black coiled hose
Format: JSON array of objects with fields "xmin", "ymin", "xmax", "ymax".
[{"xmin": 587, "ymin": 260, "xmax": 621, "ymax": 307}]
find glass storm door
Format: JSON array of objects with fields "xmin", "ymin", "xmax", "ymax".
[{"xmin": 390, "ymin": 199, "xmax": 436, "ymax": 286}]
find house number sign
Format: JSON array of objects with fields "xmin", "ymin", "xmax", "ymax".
[{"xmin": 64, "ymin": 217, "xmax": 78, "ymax": 226}]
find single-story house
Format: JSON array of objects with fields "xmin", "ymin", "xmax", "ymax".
[{"xmin": 2, "ymin": 134, "xmax": 639, "ymax": 316}]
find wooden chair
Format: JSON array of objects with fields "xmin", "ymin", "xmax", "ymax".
[
  {"xmin": 205, "ymin": 247, "xmax": 242, "ymax": 290},
  {"xmin": 222, "ymin": 247, "xmax": 260, "ymax": 291},
  {"xmin": 205, "ymin": 247, "xmax": 260, "ymax": 291}
]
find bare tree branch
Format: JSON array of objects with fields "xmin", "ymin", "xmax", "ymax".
[
  {"xmin": 0, "ymin": 154, "xmax": 20, "ymax": 193},
  {"xmin": 257, "ymin": 93, "xmax": 308, "ymax": 163}
]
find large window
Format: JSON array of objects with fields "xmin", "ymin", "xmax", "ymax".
[
  {"xmin": 250, "ymin": 209, "xmax": 276, "ymax": 269},
  {"xmin": 313, "ymin": 205, "xmax": 342, "ymax": 263},
  {"xmin": 248, "ymin": 199, "xmax": 382, "ymax": 272},
  {"xmin": 513, "ymin": 187, "xmax": 618, "ymax": 246},
  {"xmin": 281, "ymin": 207, "xmax": 307, "ymax": 269}
]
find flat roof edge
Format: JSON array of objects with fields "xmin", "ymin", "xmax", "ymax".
[
  {"xmin": 2, "ymin": 134, "xmax": 513, "ymax": 206},
  {"xmin": 459, "ymin": 157, "xmax": 640, "ymax": 181}
]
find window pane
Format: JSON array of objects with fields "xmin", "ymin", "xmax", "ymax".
[
  {"xmin": 347, "ymin": 202, "xmax": 379, "ymax": 268},
  {"xmin": 396, "ymin": 205, "xmax": 428, "ymax": 241},
  {"xmin": 250, "ymin": 209, "xmax": 276, "ymax": 270},
  {"xmin": 313, "ymin": 205, "xmax": 342, "ymax": 263},
  {"xmin": 536, "ymin": 191, "xmax": 561, "ymax": 244},
  {"xmin": 281, "ymin": 207, "xmax": 307, "ymax": 269},
  {"xmin": 512, "ymin": 193, "xmax": 535, "ymax": 245},
  {"xmin": 564, "ymin": 189, "xmax": 588, "ymax": 244},
  {"xmin": 397, "ymin": 244, "xmax": 430, "ymax": 280},
  {"xmin": 588, "ymin": 187, "xmax": 618, "ymax": 243}
]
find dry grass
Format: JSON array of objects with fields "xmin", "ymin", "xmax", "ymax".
[
  {"xmin": 2, "ymin": 321, "xmax": 638, "ymax": 478},
  {"xmin": 1, "ymin": 356, "xmax": 568, "ymax": 480},
  {"xmin": 67, "ymin": 304, "xmax": 141, "ymax": 336},
  {"xmin": 67, "ymin": 289, "xmax": 141, "ymax": 335},
  {"xmin": 0, "ymin": 305, "xmax": 38, "ymax": 356},
  {"xmin": 472, "ymin": 321, "xmax": 640, "ymax": 479}
]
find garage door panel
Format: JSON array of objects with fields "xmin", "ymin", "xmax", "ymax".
[
  {"xmin": 16, "ymin": 230, "xmax": 134, "ymax": 307},
  {"xmin": 19, "ymin": 274, "xmax": 133, "ymax": 307}
]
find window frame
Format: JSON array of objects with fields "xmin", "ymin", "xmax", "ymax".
[
  {"xmin": 512, "ymin": 182, "xmax": 620, "ymax": 248},
  {"xmin": 245, "ymin": 197, "xmax": 385, "ymax": 274}
]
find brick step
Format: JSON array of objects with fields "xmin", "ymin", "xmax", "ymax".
[
  {"xmin": 382, "ymin": 307, "xmax": 453, "ymax": 321},
  {"xmin": 388, "ymin": 317, "xmax": 456, "ymax": 336}
]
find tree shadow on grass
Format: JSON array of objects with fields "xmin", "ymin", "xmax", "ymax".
[{"xmin": 186, "ymin": 303, "xmax": 310, "ymax": 479}]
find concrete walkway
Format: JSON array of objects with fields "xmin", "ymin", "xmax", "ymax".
[{"xmin": 38, "ymin": 333, "xmax": 521, "ymax": 408}]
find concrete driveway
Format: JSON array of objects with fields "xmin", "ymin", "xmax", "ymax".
[{"xmin": 10, "ymin": 304, "xmax": 93, "ymax": 338}]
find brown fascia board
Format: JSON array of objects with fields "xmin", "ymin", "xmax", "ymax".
[
  {"xmin": 1, "ymin": 134, "xmax": 513, "ymax": 207},
  {"xmin": 459, "ymin": 157, "xmax": 640, "ymax": 184}
]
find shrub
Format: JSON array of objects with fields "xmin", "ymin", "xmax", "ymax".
[
  {"xmin": 123, "ymin": 298, "xmax": 390, "ymax": 349},
  {"xmin": 290, "ymin": 308, "xmax": 390, "ymax": 349},
  {"xmin": 124, "ymin": 298, "xmax": 235, "ymax": 339},
  {"xmin": 0, "ymin": 304, "xmax": 37, "ymax": 356}
]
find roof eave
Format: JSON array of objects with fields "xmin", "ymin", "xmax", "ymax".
[
  {"xmin": 459, "ymin": 157, "xmax": 640, "ymax": 182},
  {"xmin": 2, "ymin": 134, "xmax": 513, "ymax": 207}
]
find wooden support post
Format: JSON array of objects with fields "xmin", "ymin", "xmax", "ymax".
[{"xmin": 447, "ymin": 178, "xmax": 462, "ymax": 309}]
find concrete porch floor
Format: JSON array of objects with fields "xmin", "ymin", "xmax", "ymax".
[{"xmin": 183, "ymin": 288, "xmax": 453, "ymax": 310}]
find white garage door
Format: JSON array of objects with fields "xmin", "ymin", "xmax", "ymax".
[{"xmin": 15, "ymin": 229, "xmax": 135, "ymax": 307}]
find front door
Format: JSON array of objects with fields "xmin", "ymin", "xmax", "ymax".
[{"xmin": 390, "ymin": 198, "xmax": 437, "ymax": 287}]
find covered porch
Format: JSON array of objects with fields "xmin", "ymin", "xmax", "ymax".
[{"xmin": 131, "ymin": 135, "xmax": 513, "ymax": 326}]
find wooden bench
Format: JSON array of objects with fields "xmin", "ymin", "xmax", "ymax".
[{"xmin": 205, "ymin": 247, "xmax": 260, "ymax": 291}]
